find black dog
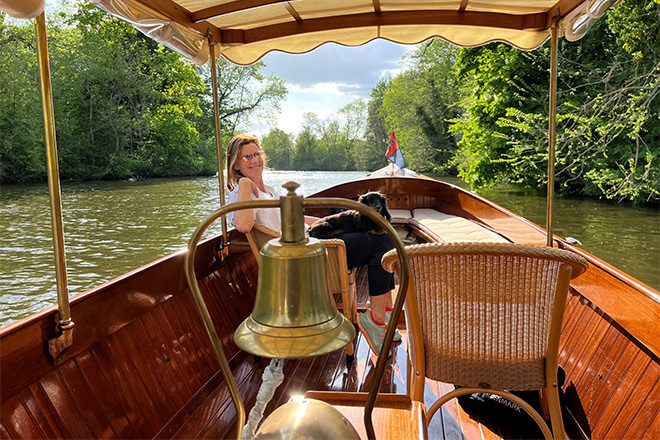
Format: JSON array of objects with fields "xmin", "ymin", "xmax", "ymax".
[{"xmin": 308, "ymin": 191, "xmax": 391, "ymax": 239}]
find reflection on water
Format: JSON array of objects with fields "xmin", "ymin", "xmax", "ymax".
[{"xmin": 1, "ymin": 171, "xmax": 658, "ymax": 327}]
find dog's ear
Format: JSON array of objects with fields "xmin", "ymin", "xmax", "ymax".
[{"xmin": 378, "ymin": 193, "xmax": 391, "ymax": 221}]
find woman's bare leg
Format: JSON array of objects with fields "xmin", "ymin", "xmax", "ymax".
[{"xmin": 370, "ymin": 293, "xmax": 391, "ymax": 324}]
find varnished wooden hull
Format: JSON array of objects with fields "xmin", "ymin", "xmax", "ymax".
[{"xmin": 2, "ymin": 176, "xmax": 658, "ymax": 439}]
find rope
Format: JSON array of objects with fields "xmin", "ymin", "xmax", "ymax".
[{"xmin": 240, "ymin": 358, "xmax": 285, "ymax": 440}]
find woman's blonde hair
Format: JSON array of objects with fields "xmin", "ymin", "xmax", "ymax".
[{"xmin": 226, "ymin": 134, "xmax": 262, "ymax": 190}]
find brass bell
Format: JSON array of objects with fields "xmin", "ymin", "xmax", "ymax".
[
  {"xmin": 234, "ymin": 182, "xmax": 356, "ymax": 358},
  {"xmin": 254, "ymin": 397, "xmax": 360, "ymax": 439}
]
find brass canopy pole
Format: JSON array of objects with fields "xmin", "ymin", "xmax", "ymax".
[
  {"xmin": 35, "ymin": 11, "xmax": 75, "ymax": 362},
  {"xmin": 208, "ymin": 39, "xmax": 228, "ymax": 246},
  {"xmin": 546, "ymin": 17, "xmax": 559, "ymax": 247}
]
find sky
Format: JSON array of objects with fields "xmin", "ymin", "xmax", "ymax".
[
  {"xmin": 42, "ymin": 0, "xmax": 411, "ymax": 138},
  {"xmin": 248, "ymin": 40, "xmax": 410, "ymax": 137}
]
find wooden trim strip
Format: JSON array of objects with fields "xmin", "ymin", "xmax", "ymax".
[
  {"xmin": 459, "ymin": 0, "xmax": 469, "ymax": 13},
  {"xmin": 130, "ymin": 0, "xmax": 222, "ymax": 43},
  {"xmin": 220, "ymin": 10, "xmax": 548, "ymax": 45},
  {"xmin": 284, "ymin": 2, "xmax": 302, "ymax": 22},
  {"xmin": 191, "ymin": 0, "xmax": 291, "ymax": 22}
]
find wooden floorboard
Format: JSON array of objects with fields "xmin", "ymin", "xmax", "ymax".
[{"xmin": 170, "ymin": 266, "xmax": 557, "ymax": 440}]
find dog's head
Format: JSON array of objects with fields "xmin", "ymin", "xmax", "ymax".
[{"xmin": 357, "ymin": 191, "xmax": 391, "ymax": 221}]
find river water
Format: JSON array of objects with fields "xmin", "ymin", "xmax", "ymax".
[{"xmin": 1, "ymin": 170, "xmax": 658, "ymax": 327}]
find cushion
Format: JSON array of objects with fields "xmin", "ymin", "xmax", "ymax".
[
  {"xmin": 412, "ymin": 209, "xmax": 509, "ymax": 243},
  {"xmin": 389, "ymin": 209, "xmax": 413, "ymax": 220}
]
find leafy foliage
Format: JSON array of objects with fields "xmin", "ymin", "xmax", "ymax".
[
  {"xmin": 2, "ymin": 0, "xmax": 657, "ymax": 204},
  {"xmin": 450, "ymin": 0, "xmax": 659, "ymax": 203},
  {"xmin": 0, "ymin": 14, "xmax": 45, "ymax": 181},
  {"xmin": 261, "ymin": 128, "xmax": 293, "ymax": 169},
  {"xmin": 0, "ymin": 2, "xmax": 285, "ymax": 183},
  {"xmin": 262, "ymin": 100, "xmax": 375, "ymax": 171},
  {"xmin": 378, "ymin": 40, "xmax": 461, "ymax": 173}
]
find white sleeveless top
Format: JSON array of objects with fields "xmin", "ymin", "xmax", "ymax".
[{"xmin": 226, "ymin": 184, "xmax": 281, "ymax": 232}]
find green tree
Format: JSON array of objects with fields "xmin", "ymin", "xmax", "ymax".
[
  {"xmin": 451, "ymin": 44, "xmax": 548, "ymax": 188},
  {"xmin": 451, "ymin": 0, "xmax": 659, "ymax": 203},
  {"xmin": 360, "ymin": 79, "xmax": 390, "ymax": 171},
  {"xmin": 292, "ymin": 114, "xmax": 322, "ymax": 170},
  {"xmin": 381, "ymin": 40, "xmax": 461, "ymax": 173},
  {"xmin": 199, "ymin": 58, "xmax": 286, "ymax": 138},
  {"xmin": 0, "ymin": 1, "xmax": 287, "ymax": 183},
  {"xmin": 0, "ymin": 14, "xmax": 44, "ymax": 182},
  {"xmin": 261, "ymin": 128, "xmax": 293, "ymax": 169}
]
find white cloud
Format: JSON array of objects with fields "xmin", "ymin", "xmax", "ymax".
[
  {"xmin": 248, "ymin": 39, "xmax": 411, "ymax": 137},
  {"xmin": 379, "ymin": 68, "xmax": 403, "ymax": 80},
  {"xmin": 289, "ymin": 82, "xmax": 361, "ymax": 97}
]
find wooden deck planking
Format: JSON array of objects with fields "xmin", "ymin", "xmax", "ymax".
[
  {"xmin": 140, "ymin": 310, "xmax": 196, "ymax": 399},
  {"xmin": 74, "ymin": 350, "xmax": 137, "ymax": 438},
  {"xmin": 17, "ymin": 383, "xmax": 70, "ymax": 439},
  {"xmin": 169, "ymin": 360, "xmax": 257, "ymax": 439},
  {"xmin": 161, "ymin": 291, "xmax": 215, "ymax": 380},
  {"xmin": 40, "ymin": 369, "xmax": 95, "ymax": 438},
  {"xmin": 107, "ymin": 329, "xmax": 165, "ymax": 429},
  {"xmin": 559, "ymin": 294, "xmax": 597, "ymax": 379},
  {"xmin": 57, "ymin": 358, "xmax": 115, "ymax": 438},
  {"xmin": 120, "ymin": 322, "xmax": 184, "ymax": 416},
  {"xmin": 560, "ymin": 287, "xmax": 660, "ymax": 439},
  {"xmin": 603, "ymin": 358, "xmax": 660, "ymax": 439},
  {"xmin": 569, "ymin": 325, "xmax": 621, "ymax": 423},
  {"xmin": 590, "ymin": 353, "xmax": 650, "ymax": 439},
  {"xmin": 91, "ymin": 342, "xmax": 154, "ymax": 437},
  {"xmin": 0, "ymin": 422, "xmax": 12, "ymax": 439},
  {"xmin": 1, "ymin": 394, "xmax": 46, "ymax": 439},
  {"xmin": 566, "ymin": 314, "xmax": 613, "ymax": 390},
  {"xmin": 628, "ymin": 377, "xmax": 660, "ymax": 439}
]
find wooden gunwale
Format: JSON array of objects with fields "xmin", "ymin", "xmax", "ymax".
[{"xmin": 2, "ymin": 174, "xmax": 658, "ymax": 439}]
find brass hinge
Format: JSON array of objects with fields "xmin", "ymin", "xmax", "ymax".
[{"xmin": 48, "ymin": 319, "xmax": 75, "ymax": 365}]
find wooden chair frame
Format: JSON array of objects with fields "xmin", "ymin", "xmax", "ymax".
[{"xmin": 382, "ymin": 242, "xmax": 588, "ymax": 440}]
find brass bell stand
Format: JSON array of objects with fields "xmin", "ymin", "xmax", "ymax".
[{"xmin": 184, "ymin": 182, "xmax": 410, "ymax": 439}]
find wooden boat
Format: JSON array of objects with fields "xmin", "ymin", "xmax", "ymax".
[{"xmin": 1, "ymin": 1, "xmax": 659, "ymax": 439}]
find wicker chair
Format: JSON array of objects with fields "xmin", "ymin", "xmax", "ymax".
[
  {"xmin": 245, "ymin": 223, "xmax": 357, "ymax": 358},
  {"xmin": 381, "ymin": 242, "xmax": 588, "ymax": 440}
]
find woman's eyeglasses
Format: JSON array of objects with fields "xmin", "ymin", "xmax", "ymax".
[{"xmin": 241, "ymin": 151, "xmax": 264, "ymax": 162}]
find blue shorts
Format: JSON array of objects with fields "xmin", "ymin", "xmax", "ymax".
[{"xmin": 341, "ymin": 232, "xmax": 395, "ymax": 296}]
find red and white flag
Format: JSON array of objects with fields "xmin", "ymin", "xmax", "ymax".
[{"xmin": 385, "ymin": 131, "xmax": 405, "ymax": 169}]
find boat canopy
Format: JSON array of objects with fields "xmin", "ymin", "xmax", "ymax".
[
  {"xmin": 0, "ymin": 0, "xmax": 619, "ymax": 64},
  {"xmin": 0, "ymin": 0, "xmax": 43, "ymax": 19}
]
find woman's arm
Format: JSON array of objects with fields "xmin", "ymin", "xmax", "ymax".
[
  {"xmin": 304, "ymin": 215, "xmax": 319, "ymax": 226},
  {"xmin": 232, "ymin": 178, "xmax": 260, "ymax": 233}
]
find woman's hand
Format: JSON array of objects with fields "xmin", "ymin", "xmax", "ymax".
[{"xmin": 238, "ymin": 177, "xmax": 260, "ymax": 199}]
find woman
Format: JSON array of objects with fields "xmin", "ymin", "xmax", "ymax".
[
  {"xmin": 225, "ymin": 133, "xmax": 398, "ymax": 356},
  {"xmin": 226, "ymin": 134, "xmax": 280, "ymax": 232}
]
